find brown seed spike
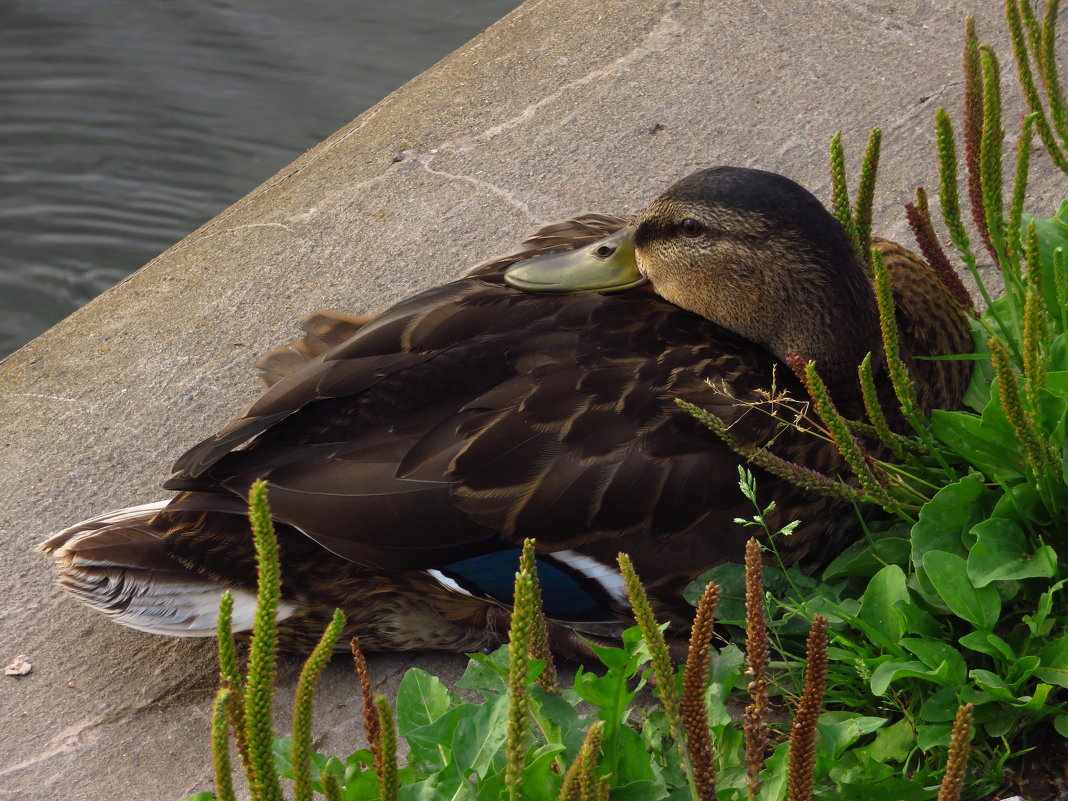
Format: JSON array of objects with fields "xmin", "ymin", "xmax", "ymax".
[
  {"xmin": 904, "ymin": 199, "xmax": 974, "ymax": 310},
  {"xmin": 351, "ymin": 637, "xmax": 381, "ymax": 770},
  {"xmin": 743, "ymin": 538, "xmax": 770, "ymax": 801},
  {"xmin": 785, "ymin": 616, "xmax": 829, "ymax": 801},
  {"xmin": 683, "ymin": 581, "xmax": 719, "ymax": 801},
  {"xmin": 937, "ymin": 704, "xmax": 974, "ymax": 801}
]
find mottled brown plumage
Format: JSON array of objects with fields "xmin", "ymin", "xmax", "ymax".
[{"xmin": 40, "ymin": 167, "xmax": 973, "ymax": 657}]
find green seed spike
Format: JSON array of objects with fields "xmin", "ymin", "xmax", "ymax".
[
  {"xmin": 506, "ymin": 570, "xmax": 536, "ymax": 799},
  {"xmin": 1054, "ymin": 248, "xmax": 1068, "ymax": 340},
  {"xmin": 243, "ymin": 480, "xmax": 284, "ymax": 801},
  {"xmin": 1022, "ymin": 221, "xmax": 1049, "ymax": 412},
  {"xmin": 1006, "ymin": 0, "xmax": 1068, "ymax": 174},
  {"xmin": 557, "ymin": 721, "xmax": 604, "ymax": 801},
  {"xmin": 1039, "ymin": 0, "xmax": 1068, "ymax": 148},
  {"xmin": 979, "ymin": 44, "xmax": 1008, "ymax": 268},
  {"xmin": 871, "ymin": 253, "xmax": 925, "ymax": 433},
  {"xmin": 853, "ymin": 129, "xmax": 882, "ymax": 273},
  {"xmin": 1008, "ymin": 113, "xmax": 1037, "ymax": 266},
  {"xmin": 829, "ymin": 131, "xmax": 858, "ymax": 249},
  {"xmin": 373, "ymin": 695, "xmax": 399, "ymax": 801},
  {"xmin": 211, "ymin": 687, "xmax": 237, "ymax": 801},
  {"xmin": 802, "ymin": 359, "xmax": 900, "ymax": 515},
  {"xmin": 321, "ymin": 773, "xmax": 343, "ymax": 801},
  {"xmin": 934, "ymin": 109, "xmax": 978, "ymax": 274},
  {"xmin": 989, "ymin": 337, "xmax": 1059, "ymax": 484},
  {"xmin": 674, "ymin": 398, "xmax": 868, "ymax": 504},
  {"xmin": 617, "ymin": 553, "xmax": 693, "ymax": 797},
  {"xmin": 519, "ymin": 538, "xmax": 558, "ymax": 692},
  {"xmin": 293, "ymin": 609, "xmax": 346, "ymax": 801},
  {"xmin": 216, "ymin": 592, "xmax": 251, "ymax": 775},
  {"xmin": 858, "ymin": 353, "xmax": 910, "ymax": 462},
  {"xmin": 962, "ymin": 19, "xmax": 989, "ymax": 258}
]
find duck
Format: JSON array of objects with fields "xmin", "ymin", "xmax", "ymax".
[{"xmin": 39, "ymin": 166, "xmax": 973, "ymax": 658}]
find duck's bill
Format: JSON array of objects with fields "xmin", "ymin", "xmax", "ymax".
[{"xmin": 504, "ymin": 226, "xmax": 647, "ymax": 293}]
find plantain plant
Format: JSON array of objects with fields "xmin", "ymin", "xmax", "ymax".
[
  {"xmin": 185, "ymin": 482, "xmax": 977, "ymax": 801},
  {"xmin": 681, "ymin": 3, "xmax": 1068, "ymax": 797}
]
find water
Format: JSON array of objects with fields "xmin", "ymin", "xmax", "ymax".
[{"xmin": 0, "ymin": 0, "xmax": 522, "ymax": 357}]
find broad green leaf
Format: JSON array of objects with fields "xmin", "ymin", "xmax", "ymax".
[
  {"xmin": 686, "ymin": 563, "xmax": 745, "ymax": 621},
  {"xmin": 396, "ymin": 669, "xmax": 453, "ymax": 736},
  {"xmin": 900, "ymin": 638, "xmax": 967, "ymax": 685},
  {"xmin": 870, "ymin": 660, "xmax": 952, "ymax": 695},
  {"xmin": 399, "ymin": 760, "xmax": 475, "ymax": 801},
  {"xmin": 1055, "ymin": 713, "xmax": 1068, "ymax": 738},
  {"xmin": 959, "ymin": 630, "xmax": 1016, "ymax": 663},
  {"xmin": 970, "ymin": 669, "xmax": 1023, "ymax": 703},
  {"xmin": 918, "ymin": 686, "xmax": 960, "ymax": 723},
  {"xmin": 921, "ymin": 550, "xmax": 1001, "ymax": 629},
  {"xmin": 823, "ymin": 536, "xmax": 911, "ymax": 579},
  {"xmin": 928, "ymin": 409, "xmax": 1022, "ymax": 480},
  {"xmin": 456, "ymin": 648, "xmax": 509, "ymax": 696},
  {"xmin": 1035, "ymin": 634, "xmax": 1068, "ymax": 688},
  {"xmin": 868, "ymin": 718, "xmax": 914, "ymax": 763},
  {"xmin": 917, "ymin": 723, "xmax": 952, "ymax": 751},
  {"xmin": 967, "ymin": 518, "xmax": 1058, "ymax": 586},
  {"xmin": 611, "ymin": 781, "xmax": 673, "ymax": 801},
  {"xmin": 816, "ymin": 711, "xmax": 887, "ymax": 759},
  {"xmin": 858, "ymin": 565, "xmax": 908, "ymax": 645},
  {"xmin": 910, "ymin": 474, "xmax": 989, "ymax": 571},
  {"xmin": 451, "ymin": 695, "xmax": 508, "ymax": 778}
]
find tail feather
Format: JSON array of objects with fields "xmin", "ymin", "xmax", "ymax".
[{"xmin": 39, "ymin": 501, "xmax": 294, "ymax": 637}]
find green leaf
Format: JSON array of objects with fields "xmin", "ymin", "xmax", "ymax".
[
  {"xmin": 858, "ymin": 565, "xmax": 908, "ymax": 644},
  {"xmin": 611, "ymin": 781, "xmax": 672, "ymax": 801},
  {"xmin": 182, "ymin": 794, "xmax": 214, "ymax": 801},
  {"xmin": 868, "ymin": 718, "xmax": 914, "ymax": 763},
  {"xmin": 1035, "ymin": 634, "xmax": 1068, "ymax": 688},
  {"xmin": 967, "ymin": 518, "xmax": 1058, "ymax": 586},
  {"xmin": 399, "ymin": 760, "xmax": 475, "ymax": 801},
  {"xmin": 396, "ymin": 669, "xmax": 453, "ymax": 736},
  {"xmin": 451, "ymin": 695, "xmax": 508, "ymax": 778},
  {"xmin": 1026, "ymin": 201, "xmax": 1068, "ymax": 317},
  {"xmin": 687, "ymin": 563, "xmax": 746, "ymax": 622},
  {"xmin": 959, "ymin": 630, "xmax": 1016, "ymax": 663},
  {"xmin": 870, "ymin": 661, "xmax": 951, "ymax": 695},
  {"xmin": 916, "ymin": 723, "xmax": 952, "ymax": 751},
  {"xmin": 1055, "ymin": 714, "xmax": 1068, "ymax": 738},
  {"xmin": 817, "ymin": 711, "xmax": 888, "ymax": 759},
  {"xmin": 918, "ymin": 686, "xmax": 960, "ymax": 723},
  {"xmin": 928, "ymin": 410, "xmax": 1022, "ymax": 480},
  {"xmin": 900, "ymin": 638, "xmax": 967, "ymax": 685},
  {"xmin": 823, "ymin": 536, "xmax": 911, "ymax": 579},
  {"xmin": 910, "ymin": 474, "xmax": 990, "ymax": 571},
  {"xmin": 456, "ymin": 648, "xmax": 509, "ymax": 696},
  {"xmin": 970, "ymin": 669, "xmax": 1020, "ymax": 702},
  {"xmin": 921, "ymin": 550, "xmax": 1001, "ymax": 629}
]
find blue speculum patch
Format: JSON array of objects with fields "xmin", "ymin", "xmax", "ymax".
[{"xmin": 439, "ymin": 549, "xmax": 614, "ymax": 620}]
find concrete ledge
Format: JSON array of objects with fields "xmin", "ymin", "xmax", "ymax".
[{"xmin": 1, "ymin": 1, "xmax": 1062, "ymax": 797}]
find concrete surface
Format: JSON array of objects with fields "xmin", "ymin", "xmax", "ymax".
[{"xmin": 1, "ymin": 1, "xmax": 1063, "ymax": 798}]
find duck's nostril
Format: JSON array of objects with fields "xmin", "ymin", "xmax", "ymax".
[{"xmin": 594, "ymin": 245, "xmax": 615, "ymax": 258}]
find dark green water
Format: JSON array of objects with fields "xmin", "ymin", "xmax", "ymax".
[{"xmin": 0, "ymin": 0, "xmax": 522, "ymax": 357}]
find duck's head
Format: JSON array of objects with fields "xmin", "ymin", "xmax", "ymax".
[{"xmin": 506, "ymin": 166, "xmax": 881, "ymax": 398}]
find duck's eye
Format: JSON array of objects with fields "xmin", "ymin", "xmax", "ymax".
[{"xmin": 679, "ymin": 218, "xmax": 704, "ymax": 237}]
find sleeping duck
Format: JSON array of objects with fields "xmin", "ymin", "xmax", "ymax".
[{"xmin": 40, "ymin": 167, "xmax": 972, "ymax": 657}]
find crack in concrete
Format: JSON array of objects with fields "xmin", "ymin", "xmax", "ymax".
[
  {"xmin": 440, "ymin": 7, "xmax": 685, "ymax": 152},
  {"xmin": 418, "ymin": 158, "xmax": 542, "ymax": 222}
]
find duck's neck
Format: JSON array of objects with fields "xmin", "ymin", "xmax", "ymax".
[{"xmin": 772, "ymin": 270, "xmax": 882, "ymax": 417}]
